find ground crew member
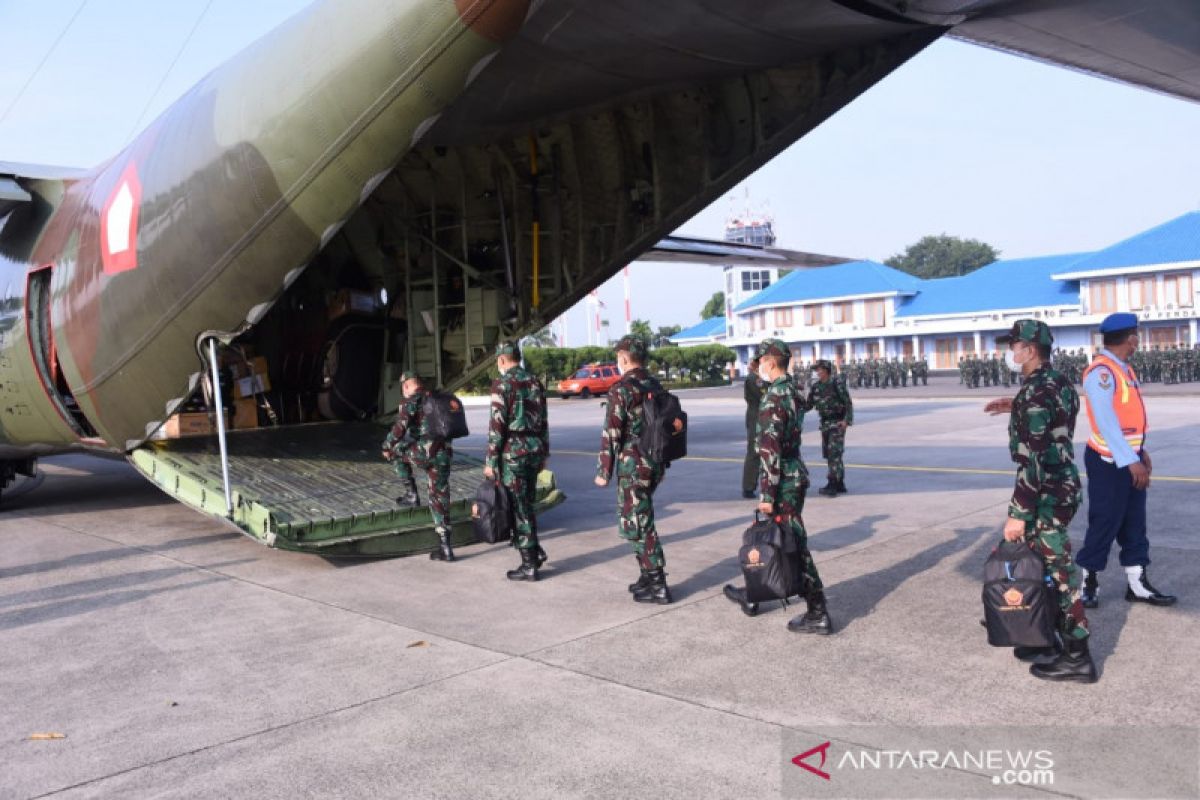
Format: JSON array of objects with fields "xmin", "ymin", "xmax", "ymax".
[
  {"xmin": 742, "ymin": 357, "xmax": 764, "ymax": 499},
  {"xmin": 595, "ymin": 335, "xmax": 672, "ymax": 604},
  {"xmin": 383, "ymin": 372, "xmax": 455, "ymax": 562},
  {"xmin": 985, "ymin": 320, "xmax": 1095, "ymax": 683},
  {"xmin": 739, "ymin": 339, "xmax": 831, "ymax": 633},
  {"xmin": 1076, "ymin": 313, "xmax": 1175, "ymax": 608},
  {"xmin": 810, "ymin": 360, "xmax": 852, "ymax": 497},
  {"xmin": 485, "ymin": 341, "xmax": 550, "ymax": 582}
]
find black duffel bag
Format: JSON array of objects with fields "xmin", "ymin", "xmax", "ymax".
[
  {"xmin": 472, "ymin": 478, "xmax": 513, "ymax": 545},
  {"xmin": 423, "ymin": 391, "xmax": 469, "ymax": 440},
  {"xmin": 982, "ymin": 540, "xmax": 1056, "ymax": 648},
  {"xmin": 738, "ymin": 512, "xmax": 803, "ymax": 604}
]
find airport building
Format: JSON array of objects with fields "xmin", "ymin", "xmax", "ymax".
[{"xmin": 672, "ymin": 212, "xmax": 1200, "ymax": 372}]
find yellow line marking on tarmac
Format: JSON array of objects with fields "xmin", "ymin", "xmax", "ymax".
[{"xmin": 536, "ymin": 449, "xmax": 1200, "ymax": 483}]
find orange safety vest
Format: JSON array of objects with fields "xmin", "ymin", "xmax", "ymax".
[{"xmin": 1082, "ymin": 353, "xmax": 1147, "ymax": 458}]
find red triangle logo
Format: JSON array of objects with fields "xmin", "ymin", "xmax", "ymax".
[{"xmin": 792, "ymin": 741, "xmax": 832, "ymax": 781}]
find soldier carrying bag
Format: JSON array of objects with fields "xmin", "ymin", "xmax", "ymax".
[
  {"xmin": 471, "ymin": 479, "xmax": 513, "ymax": 544},
  {"xmin": 738, "ymin": 512, "xmax": 804, "ymax": 605},
  {"xmin": 639, "ymin": 382, "xmax": 687, "ymax": 465},
  {"xmin": 982, "ymin": 540, "xmax": 1056, "ymax": 648},
  {"xmin": 422, "ymin": 391, "xmax": 469, "ymax": 440}
]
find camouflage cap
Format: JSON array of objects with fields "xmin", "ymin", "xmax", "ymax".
[
  {"xmin": 813, "ymin": 359, "xmax": 833, "ymax": 373},
  {"xmin": 614, "ymin": 335, "xmax": 649, "ymax": 360},
  {"xmin": 495, "ymin": 340, "xmax": 521, "ymax": 358},
  {"xmin": 399, "ymin": 370, "xmax": 421, "ymax": 383},
  {"xmin": 996, "ymin": 319, "xmax": 1053, "ymax": 347},
  {"xmin": 757, "ymin": 338, "xmax": 790, "ymax": 361}
]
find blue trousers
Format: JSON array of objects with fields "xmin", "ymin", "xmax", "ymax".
[{"xmin": 1076, "ymin": 446, "xmax": 1149, "ymax": 572}]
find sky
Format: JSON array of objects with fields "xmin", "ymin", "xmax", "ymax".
[{"xmin": 2, "ymin": 2, "xmax": 1199, "ymax": 345}]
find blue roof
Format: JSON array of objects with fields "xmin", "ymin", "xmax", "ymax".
[
  {"xmin": 670, "ymin": 316, "xmax": 726, "ymax": 341},
  {"xmin": 1056, "ymin": 212, "xmax": 1200, "ymax": 274},
  {"xmin": 896, "ymin": 253, "xmax": 1089, "ymax": 318},
  {"xmin": 735, "ymin": 260, "xmax": 920, "ymax": 311}
]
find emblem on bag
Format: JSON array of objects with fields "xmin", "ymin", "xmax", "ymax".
[
  {"xmin": 1003, "ymin": 588, "xmax": 1024, "ymax": 607},
  {"xmin": 747, "ymin": 547, "xmax": 761, "ymax": 565}
]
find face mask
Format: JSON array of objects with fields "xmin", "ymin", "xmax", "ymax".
[{"xmin": 1004, "ymin": 347, "xmax": 1024, "ymax": 373}]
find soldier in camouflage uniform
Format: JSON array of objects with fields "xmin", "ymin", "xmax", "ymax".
[
  {"xmin": 382, "ymin": 371, "xmax": 456, "ymax": 562},
  {"xmin": 485, "ymin": 341, "xmax": 550, "ymax": 581},
  {"xmin": 729, "ymin": 339, "xmax": 832, "ymax": 633},
  {"xmin": 595, "ymin": 335, "xmax": 672, "ymax": 604},
  {"xmin": 810, "ymin": 360, "xmax": 853, "ymax": 498},
  {"xmin": 742, "ymin": 357, "xmax": 765, "ymax": 499},
  {"xmin": 984, "ymin": 320, "xmax": 1096, "ymax": 683}
]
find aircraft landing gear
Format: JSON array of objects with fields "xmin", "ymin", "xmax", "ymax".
[{"xmin": 0, "ymin": 458, "xmax": 37, "ymax": 507}]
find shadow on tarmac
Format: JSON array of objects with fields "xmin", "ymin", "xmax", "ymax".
[{"xmin": 0, "ymin": 532, "xmax": 244, "ymax": 580}]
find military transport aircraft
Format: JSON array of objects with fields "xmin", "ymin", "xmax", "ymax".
[{"xmin": 0, "ymin": 0, "xmax": 1197, "ymax": 555}]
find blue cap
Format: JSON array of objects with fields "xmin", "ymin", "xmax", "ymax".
[{"xmin": 1099, "ymin": 312, "xmax": 1138, "ymax": 334}]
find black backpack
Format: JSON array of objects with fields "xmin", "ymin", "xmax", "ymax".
[
  {"xmin": 738, "ymin": 513, "xmax": 804, "ymax": 604},
  {"xmin": 639, "ymin": 382, "xmax": 687, "ymax": 465},
  {"xmin": 471, "ymin": 479, "xmax": 513, "ymax": 544},
  {"xmin": 422, "ymin": 391, "xmax": 469, "ymax": 440},
  {"xmin": 982, "ymin": 540, "xmax": 1056, "ymax": 648}
]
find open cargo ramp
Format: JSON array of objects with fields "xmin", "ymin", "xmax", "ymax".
[{"xmin": 129, "ymin": 422, "xmax": 564, "ymax": 557}]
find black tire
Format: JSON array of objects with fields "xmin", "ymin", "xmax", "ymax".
[
  {"xmin": 316, "ymin": 320, "xmax": 384, "ymax": 420},
  {"xmin": 580, "ymin": 388, "xmax": 591, "ymax": 399}
]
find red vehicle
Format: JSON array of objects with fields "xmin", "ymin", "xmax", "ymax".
[{"xmin": 557, "ymin": 363, "xmax": 620, "ymax": 399}]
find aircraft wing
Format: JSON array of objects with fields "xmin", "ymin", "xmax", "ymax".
[
  {"xmin": 949, "ymin": 0, "xmax": 1200, "ymax": 103},
  {"xmin": 0, "ymin": 162, "xmax": 89, "ymax": 220},
  {"xmin": 642, "ymin": 236, "xmax": 852, "ymax": 269}
]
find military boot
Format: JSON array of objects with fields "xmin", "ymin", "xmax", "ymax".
[
  {"xmin": 835, "ymin": 479, "xmax": 848, "ymax": 495},
  {"xmin": 1014, "ymin": 640, "xmax": 1061, "ymax": 662},
  {"xmin": 1124, "ymin": 566, "xmax": 1176, "ymax": 606},
  {"xmin": 1029, "ymin": 638, "xmax": 1098, "ymax": 684},
  {"xmin": 722, "ymin": 584, "xmax": 759, "ymax": 616},
  {"xmin": 628, "ymin": 556, "xmax": 651, "ymax": 593},
  {"xmin": 817, "ymin": 481, "xmax": 838, "ymax": 498},
  {"xmin": 1080, "ymin": 569, "xmax": 1099, "ymax": 608},
  {"xmin": 534, "ymin": 544, "xmax": 548, "ymax": 569},
  {"xmin": 506, "ymin": 548, "xmax": 539, "ymax": 582},
  {"xmin": 429, "ymin": 527, "xmax": 455, "ymax": 562},
  {"xmin": 787, "ymin": 591, "xmax": 833, "ymax": 635},
  {"xmin": 632, "ymin": 568, "xmax": 672, "ymax": 604},
  {"xmin": 395, "ymin": 477, "xmax": 420, "ymax": 507}
]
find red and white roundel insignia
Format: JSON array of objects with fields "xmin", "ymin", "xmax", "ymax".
[{"xmin": 100, "ymin": 161, "xmax": 142, "ymax": 275}]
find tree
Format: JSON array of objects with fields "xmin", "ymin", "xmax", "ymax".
[
  {"xmin": 524, "ymin": 325, "xmax": 557, "ymax": 347},
  {"xmin": 884, "ymin": 235, "xmax": 999, "ymax": 279},
  {"xmin": 629, "ymin": 319, "xmax": 653, "ymax": 341},
  {"xmin": 700, "ymin": 291, "xmax": 725, "ymax": 320}
]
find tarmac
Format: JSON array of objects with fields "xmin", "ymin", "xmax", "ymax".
[{"xmin": 2, "ymin": 377, "xmax": 1198, "ymax": 799}]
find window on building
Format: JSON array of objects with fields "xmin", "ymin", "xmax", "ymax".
[
  {"xmin": 1129, "ymin": 276, "xmax": 1157, "ymax": 310},
  {"xmin": 774, "ymin": 307, "xmax": 793, "ymax": 328},
  {"xmin": 1164, "ymin": 272, "xmax": 1194, "ymax": 307},
  {"xmin": 866, "ymin": 342, "xmax": 879, "ymax": 358},
  {"xmin": 741, "ymin": 271, "xmax": 772, "ymax": 292},
  {"xmin": 803, "ymin": 305, "xmax": 822, "ymax": 326},
  {"xmin": 865, "ymin": 299, "xmax": 886, "ymax": 328},
  {"xmin": 1089, "ymin": 279, "xmax": 1117, "ymax": 314},
  {"xmin": 756, "ymin": 310, "xmax": 766, "ymax": 331},
  {"xmin": 833, "ymin": 301, "xmax": 853, "ymax": 324}
]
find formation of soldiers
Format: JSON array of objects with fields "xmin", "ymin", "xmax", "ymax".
[
  {"xmin": 840, "ymin": 357, "xmax": 929, "ymax": 389},
  {"xmin": 1126, "ymin": 344, "xmax": 1200, "ymax": 384},
  {"xmin": 958, "ymin": 353, "xmax": 1020, "ymax": 388}
]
